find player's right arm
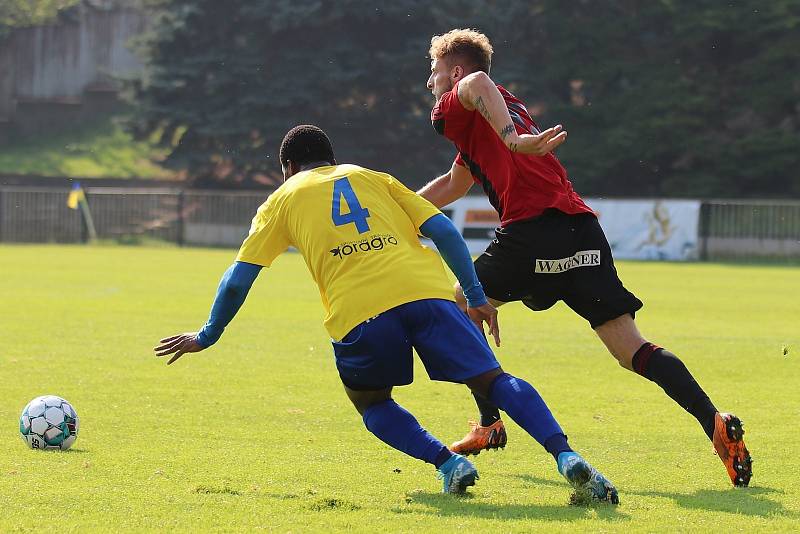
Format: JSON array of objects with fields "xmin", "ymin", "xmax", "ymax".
[
  {"xmin": 417, "ymin": 159, "xmax": 473, "ymax": 208},
  {"xmin": 154, "ymin": 192, "xmax": 290, "ymax": 365},
  {"xmin": 154, "ymin": 262, "xmax": 262, "ymax": 364},
  {"xmin": 456, "ymin": 71, "xmax": 567, "ymax": 156}
]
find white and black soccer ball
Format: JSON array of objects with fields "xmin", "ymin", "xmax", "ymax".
[{"xmin": 19, "ymin": 395, "xmax": 79, "ymax": 450}]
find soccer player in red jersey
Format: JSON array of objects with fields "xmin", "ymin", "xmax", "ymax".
[{"xmin": 418, "ymin": 29, "xmax": 752, "ymax": 487}]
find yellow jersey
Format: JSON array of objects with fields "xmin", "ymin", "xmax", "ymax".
[{"xmin": 236, "ymin": 164, "xmax": 455, "ymax": 340}]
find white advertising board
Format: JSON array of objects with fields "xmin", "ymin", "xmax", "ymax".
[
  {"xmin": 589, "ymin": 199, "xmax": 701, "ymax": 260},
  {"xmin": 438, "ymin": 196, "xmax": 701, "ymax": 261}
]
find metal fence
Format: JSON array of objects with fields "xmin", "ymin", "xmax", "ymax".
[
  {"xmin": 0, "ymin": 187, "xmax": 267, "ymax": 247},
  {"xmin": 1, "ymin": 186, "xmax": 799, "ymax": 261},
  {"xmin": 700, "ymin": 199, "xmax": 800, "ymax": 260}
]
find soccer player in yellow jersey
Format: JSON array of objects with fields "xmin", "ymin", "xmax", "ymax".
[{"xmin": 154, "ymin": 125, "xmax": 618, "ymax": 502}]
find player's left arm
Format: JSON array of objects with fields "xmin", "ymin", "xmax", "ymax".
[
  {"xmin": 456, "ymin": 71, "xmax": 567, "ymax": 156},
  {"xmin": 154, "ymin": 261, "xmax": 262, "ymax": 365}
]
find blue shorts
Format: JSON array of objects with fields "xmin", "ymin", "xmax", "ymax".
[{"xmin": 332, "ymin": 299, "xmax": 500, "ymax": 390}]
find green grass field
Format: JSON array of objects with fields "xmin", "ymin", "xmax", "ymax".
[{"xmin": 1, "ymin": 245, "xmax": 799, "ymax": 532}]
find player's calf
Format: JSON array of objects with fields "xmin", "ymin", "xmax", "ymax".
[
  {"xmin": 464, "ymin": 371, "xmax": 619, "ymax": 503},
  {"xmin": 361, "ymin": 398, "xmax": 478, "ymax": 492}
]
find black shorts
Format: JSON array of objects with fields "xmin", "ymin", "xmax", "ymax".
[{"xmin": 474, "ymin": 210, "xmax": 643, "ymax": 329}]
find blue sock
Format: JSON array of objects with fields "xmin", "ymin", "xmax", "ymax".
[
  {"xmin": 544, "ymin": 433, "xmax": 573, "ymax": 461},
  {"xmin": 488, "ymin": 373, "xmax": 565, "ymax": 447},
  {"xmin": 362, "ymin": 399, "xmax": 453, "ymax": 468}
]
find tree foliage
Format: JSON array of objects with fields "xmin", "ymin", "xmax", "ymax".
[
  {"xmin": 522, "ymin": 0, "xmax": 800, "ymax": 197},
  {"xmin": 0, "ymin": 0, "xmax": 79, "ymax": 31},
  {"xmin": 125, "ymin": 0, "xmax": 800, "ymax": 196}
]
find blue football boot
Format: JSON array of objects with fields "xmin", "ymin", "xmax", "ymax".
[
  {"xmin": 436, "ymin": 453, "xmax": 479, "ymax": 494},
  {"xmin": 557, "ymin": 452, "xmax": 619, "ymax": 505}
]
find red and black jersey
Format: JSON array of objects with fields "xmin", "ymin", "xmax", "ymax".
[{"xmin": 431, "ymin": 80, "xmax": 593, "ymax": 227}]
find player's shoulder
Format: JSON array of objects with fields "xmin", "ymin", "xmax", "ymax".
[
  {"xmin": 496, "ymin": 84, "xmax": 526, "ymax": 107},
  {"xmin": 274, "ymin": 164, "xmax": 396, "ymax": 194},
  {"xmin": 497, "ymin": 83, "xmax": 511, "ymax": 97},
  {"xmin": 273, "ymin": 165, "xmax": 345, "ymax": 196},
  {"xmin": 335, "ymin": 164, "xmax": 397, "ymax": 186},
  {"xmin": 333, "ymin": 163, "xmax": 371, "ymax": 177},
  {"xmin": 432, "ymin": 85, "xmax": 460, "ymax": 120},
  {"xmin": 293, "ymin": 163, "xmax": 375, "ymax": 184},
  {"xmin": 255, "ymin": 178, "xmax": 295, "ymax": 218}
]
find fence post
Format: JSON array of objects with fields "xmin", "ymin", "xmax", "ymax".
[
  {"xmin": 0, "ymin": 188, "xmax": 4, "ymax": 243},
  {"xmin": 79, "ymin": 190, "xmax": 88, "ymax": 243},
  {"xmin": 177, "ymin": 190, "xmax": 185, "ymax": 246},
  {"xmin": 699, "ymin": 201, "xmax": 710, "ymax": 261}
]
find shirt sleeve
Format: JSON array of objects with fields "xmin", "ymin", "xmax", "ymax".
[
  {"xmin": 453, "ymin": 152, "xmax": 480, "ymax": 185},
  {"xmin": 383, "ymin": 173, "xmax": 442, "ymax": 233},
  {"xmin": 431, "ymin": 80, "xmax": 475, "ymax": 139},
  {"xmin": 419, "ymin": 214, "xmax": 486, "ymax": 307},
  {"xmin": 236, "ymin": 192, "xmax": 291, "ymax": 267}
]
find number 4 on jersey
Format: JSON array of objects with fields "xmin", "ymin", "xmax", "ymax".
[{"xmin": 331, "ymin": 177, "xmax": 371, "ymax": 234}]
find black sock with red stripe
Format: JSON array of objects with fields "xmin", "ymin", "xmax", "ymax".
[{"xmin": 632, "ymin": 342, "xmax": 717, "ymax": 440}]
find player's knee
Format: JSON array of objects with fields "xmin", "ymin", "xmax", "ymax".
[
  {"xmin": 349, "ymin": 398, "xmax": 370, "ymax": 416},
  {"xmin": 454, "ymin": 283, "xmax": 467, "ymax": 312},
  {"xmin": 464, "ymin": 367, "xmax": 504, "ymax": 398},
  {"xmin": 344, "ymin": 385, "xmax": 391, "ymax": 416},
  {"xmin": 595, "ymin": 315, "xmax": 644, "ymax": 371}
]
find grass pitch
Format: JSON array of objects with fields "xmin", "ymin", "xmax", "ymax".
[{"xmin": 1, "ymin": 245, "xmax": 799, "ymax": 532}]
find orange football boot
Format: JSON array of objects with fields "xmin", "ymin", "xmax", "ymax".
[
  {"xmin": 449, "ymin": 420, "xmax": 507, "ymax": 456},
  {"xmin": 712, "ymin": 412, "xmax": 752, "ymax": 487}
]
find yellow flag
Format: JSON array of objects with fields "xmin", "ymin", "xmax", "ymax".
[{"xmin": 67, "ymin": 184, "xmax": 85, "ymax": 210}]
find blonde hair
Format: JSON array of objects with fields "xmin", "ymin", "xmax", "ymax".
[{"xmin": 429, "ymin": 29, "xmax": 493, "ymax": 74}]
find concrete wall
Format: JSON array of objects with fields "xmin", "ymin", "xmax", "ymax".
[
  {"xmin": 705, "ymin": 237, "xmax": 800, "ymax": 259},
  {"xmin": 0, "ymin": 44, "xmax": 14, "ymax": 117},
  {"xmin": 0, "ymin": 4, "xmax": 146, "ymax": 135}
]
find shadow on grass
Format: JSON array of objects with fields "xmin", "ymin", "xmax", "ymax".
[
  {"xmin": 631, "ymin": 486, "xmax": 792, "ymax": 518},
  {"xmin": 514, "ymin": 475, "xmax": 791, "ymax": 518},
  {"xmin": 24, "ymin": 447, "xmax": 88, "ymax": 454},
  {"xmin": 393, "ymin": 490, "xmax": 629, "ymax": 522}
]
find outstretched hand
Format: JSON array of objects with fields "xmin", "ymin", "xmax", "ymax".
[
  {"xmin": 154, "ymin": 333, "xmax": 205, "ymax": 365},
  {"xmin": 467, "ymin": 303, "xmax": 501, "ymax": 347},
  {"xmin": 512, "ymin": 124, "xmax": 567, "ymax": 155}
]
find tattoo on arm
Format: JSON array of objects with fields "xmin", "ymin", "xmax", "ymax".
[
  {"xmin": 500, "ymin": 123, "xmax": 515, "ymax": 140},
  {"xmin": 474, "ymin": 96, "xmax": 491, "ymax": 122},
  {"xmin": 509, "ymin": 142, "xmax": 518, "ymax": 152}
]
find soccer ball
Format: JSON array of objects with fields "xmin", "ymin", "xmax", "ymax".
[{"xmin": 19, "ymin": 395, "xmax": 79, "ymax": 450}]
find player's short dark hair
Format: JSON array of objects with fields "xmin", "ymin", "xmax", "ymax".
[
  {"xmin": 430, "ymin": 29, "xmax": 493, "ymax": 74},
  {"xmin": 279, "ymin": 125, "xmax": 335, "ymax": 168}
]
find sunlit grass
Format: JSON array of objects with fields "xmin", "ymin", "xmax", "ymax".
[{"xmin": 0, "ymin": 245, "xmax": 798, "ymax": 532}]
